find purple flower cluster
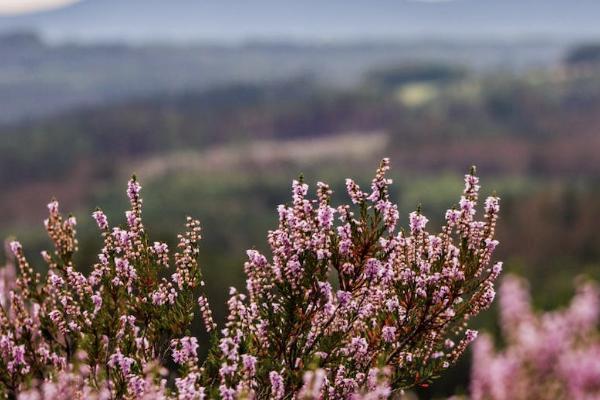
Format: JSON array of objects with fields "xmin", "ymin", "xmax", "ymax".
[
  {"xmin": 471, "ymin": 275, "xmax": 600, "ymax": 400},
  {"xmin": 0, "ymin": 177, "xmax": 214, "ymax": 398},
  {"xmin": 210, "ymin": 159, "xmax": 502, "ymax": 397},
  {"xmin": 0, "ymin": 160, "xmax": 502, "ymax": 399}
]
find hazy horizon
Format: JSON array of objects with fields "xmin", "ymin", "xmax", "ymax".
[{"xmin": 1, "ymin": 0, "xmax": 599, "ymax": 44}]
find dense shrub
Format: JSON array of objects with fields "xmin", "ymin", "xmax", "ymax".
[
  {"xmin": 0, "ymin": 160, "xmax": 501, "ymax": 399},
  {"xmin": 471, "ymin": 275, "xmax": 600, "ymax": 400}
]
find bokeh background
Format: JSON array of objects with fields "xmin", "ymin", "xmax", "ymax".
[{"xmin": 1, "ymin": 0, "xmax": 599, "ymax": 397}]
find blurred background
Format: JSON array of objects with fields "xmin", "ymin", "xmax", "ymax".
[{"xmin": 1, "ymin": 0, "xmax": 599, "ymax": 397}]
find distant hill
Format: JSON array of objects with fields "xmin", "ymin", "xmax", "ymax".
[
  {"xmin": 2, "ymin": 67, "xmax": 600, "ymax": 192},
  {"xmin": 0, "ymin": 30, "xmax": 570, "ymax": 123},
  {"xmin": 1, "ymin": 0, "xmax": 600, "ymax": 42}
]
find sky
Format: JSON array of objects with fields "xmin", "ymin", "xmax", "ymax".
[
  {"xmin": 1, "ymin": 0, "xmax": 599, "ymax": 43},
  {"xmin": 0, "ymin": 0, "xmax": 79, "ymax": 15}
]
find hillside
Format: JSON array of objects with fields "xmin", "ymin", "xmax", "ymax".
[{"xmin": 0, "ymin": 30, "xmax": 570, "ymax": 123}]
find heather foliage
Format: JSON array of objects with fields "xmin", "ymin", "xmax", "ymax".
[
  {"xmin": 471, "ymin": 275, "xmax": 600, "ymax": 400},
  {"xmin": 0, "ymin": 159, "xmax": 501, "ymax": 399}
]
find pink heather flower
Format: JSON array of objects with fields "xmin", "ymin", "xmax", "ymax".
[
  {"xmin": 481, "ymin": 284, "xmax": 496, "ymax": 307},
  {"xmin": 246, "ymin": 249, "xmax": 267, "ymax": 267},
  {"xmin": 445, "ymin": 208, "xmax": 461, "ymax": 225},
  {"xmin": 48, "ymin": 273, "xmax": 64, "ymax": 287},
  {"xmin": 0, "ymin": 335, "xmax": 11, "ymax": 352},
  {"xmin": 337, "ymin": 224, "xmax": 353, "ymax": 255},
  {"xmin": 242, "ymin": 354, "xmax": 257, "ymax": 376},
  {"xmin": 382, "ymin": 326, "xmax": 396, "ymax": 343},
  {"xmin": 219, "ymin": 385, "xmax": 235, "ymax": 400},
  {"xmin": 112, "ymin": 227, "xmax": 130, "ymax": 247},
  {"xmin": 459, "ymin": 197, "xmax": 476, "ymax": 216},
  {"xmin": 337, "ymin": 290, "xmax": 352, "ymax": 306},
  {"xmin": 385, "ymin": 296, "xmax": 399, "ymax": 312},
  {"xmin": 364, "ymin": 368, "xmax": 392, "ymax": 398},
  {"xmin": 198, "ymin": 295, "xmax": 216, "ymax": 332},
  {"xmin": 375, "ymin": 200, "xmax": 399, "ymax": 231},
  {"xmin": 318, "ymin": 281, "xmax": 333, "ymax": 299},
  {"xmin": 292, "ymin": 179, "xmax": 308, "ymax": 203},
  {"xmin": 98, "ymin": 253, "xmax": 109, "ymax": 265},
  {"xmin": 499, "ymin": 276, "xmax": 532, "ymax": 329},
  {"xmin": 127, "ymin": 178, "xmax": 142, "ymax": 202},
  {"xmin": 409, "ymin": 211, "xmax": 428, "ymax": 234},
  {"xmin": 218, "ymin": 335, "xmax": 240, "ymax": 364},
  {"xmin": 277, "ymin": 204, "xmax": 289, "ymax": 222},
  {"xmin": 91, "ymin": 293, "xmax": 102, "ymax": 313},
  {"xmin": 269, "ymin": 371, "xmax": 285, "ymax": 400},
  {"xmin": 151, "ymin": 289, "xmax": 167, "ymax": 305},
  {"xmin": 428, "ymin": 235, "xmax": 443, "ymax": 255},
  {"xmin": 175, "ymin": 373, "xmax": 205, "ymax": 399},
  {"xmin": 108, "ymin": 349, "xmax": 135, "ymax": 375},
  {"xmin": 364, "ymin": 258, "xmax": 382, "ymax": 280},
  {"xmin": 153, "ymin": 241, "xmax": 168, "ymax": 254},
  {"xmin": 285, "ymin": 257, "xmax": 303, "ymax": 282},
  {"xmin": 464, "ymin": 174, "xmax": 480, "ymax": 193},
  {"xmin": 568, "ymin": 283, "xmax": 599, "ymax": 328},
  {"xmin": 345, "ymin": 178, "xmax": 365, "ymax": 204},
  {"xmin": 485, "ymin": 238, "xmax": 499, "ymax": 252},
  {"xmin": 125, "ymin": 210, "xmax": 136, "ymax": 227},
  {"xmin": 127, "ymin": 375, "xmax": 146, "ymax": 397},
  {"xmin": 299, "ymin": 369, "xmax": 327, "ymax": 399},
  {"xmin": 367, "ymin": 158, "xmax": 392, "ymax": 203},
  {"xmin": 484, "ymin": 196, "xmax": 500, "ymax": 214},
  {"xmin": 471, "ymin": 276, "xmax": 600, "ymax": 400},
  {"xmin": 12, "ymin": 345, "xmax": 26, "ymax": 365},
  {"xmin": 181, "ymin": 337, "xmax": 199, "ymax": 358},
  {"xmin": 48, "ymin": 310, "xmax": 62, "ymax": 324},
  {"xmin": 317, "ymin": 205, "xmax": 335, "ymax": 228},
  {"xmin": 492, "ymin": 262, "xmax": 503, "ymax": 275},
  {"xmin": 559, "ymin": 346, "xmax": 600, "ymax": 399},
  {"xmin": 91, "ymin": 210, "xmax": 108, "ymax": 230},
  {"xmin": 171, "ymin": 336, "xmax": 199, "ymax": 365},
  {"xmin": 47, "ymin": 200, "xmax": 59, "ymax": 215},
  {"xmin": 466, "ymin": 329, "xmax": 479, "ymax": 343},
  {"xmin": 348, "ymin": 337, "xmax": 369, "ymax": 360},
  {"xmin": 115, "ymin": 258, "xmax": 131, "ymax": 275},
  {"xmin": 9, "ymin": 240, "xmax": 22, "ymax": 255}
]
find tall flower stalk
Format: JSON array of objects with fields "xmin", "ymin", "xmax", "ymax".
[{"xmin": 0, "ymin": 160, "xmax": 501, "ymax": 399}]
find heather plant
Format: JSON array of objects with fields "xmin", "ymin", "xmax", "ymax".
[
  {"xmin": 470, "ymin": 275, "xmax": 600, "ymax": 400},
  {"xmin": 0, "ymin": 159, "xmax": 502, "ymax": 399}
]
